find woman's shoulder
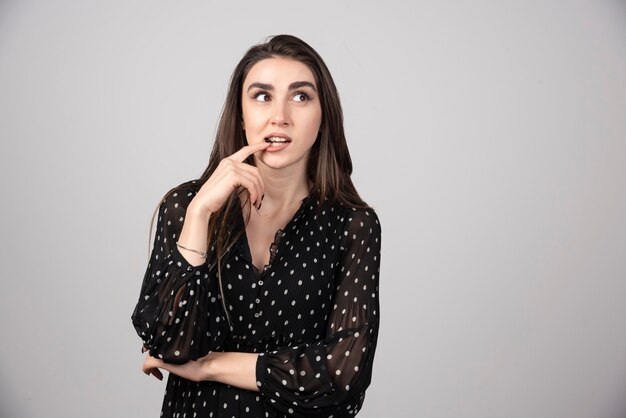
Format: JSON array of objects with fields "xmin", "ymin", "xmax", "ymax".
[
  {"xmin": 158, "ymin": 179, "xmax": 203, "ymax": 212},
  {"xmin": 343, "ymin": 205, "xmax": 381, "ymax": 233},
  {"xmin": 332, "ymin": 202, "xmax": 381, "ymax": 256},
  {"xmin": 325, "ymin": 198, "xmax": 382, "ymax": 241},
  {"xmin": 335, "ymin": 196, "xmax": 380, "ymax": 224}
]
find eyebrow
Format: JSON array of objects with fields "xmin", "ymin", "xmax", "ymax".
[{"xmin": 247, "ymin": 81, "xmax": 317, "ymax": 92}]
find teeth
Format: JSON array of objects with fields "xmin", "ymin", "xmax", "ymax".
[{"xmin": 265, "ymin": 136, "xmax": 291, "ymax": 143}]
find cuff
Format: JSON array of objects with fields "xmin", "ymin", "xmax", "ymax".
[{"xmin": 255, "ymin": 352, "xmax": 268, "ymax": 393}]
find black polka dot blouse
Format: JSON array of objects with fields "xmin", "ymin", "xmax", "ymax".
[{"xmin": 132, "ymin": 180, "xmax": 382, "ymax": 418}]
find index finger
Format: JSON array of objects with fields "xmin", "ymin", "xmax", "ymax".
[{"xmin": 228, "ymin": 142, "xmax": 271, "ymax": 162}]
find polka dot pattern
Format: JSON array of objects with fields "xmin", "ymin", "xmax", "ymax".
[
  {"xmin": 254, "ymin": 199, "xmax": 381, "ymax": 417},
  {"xmin": 131, "ymin": 181, "xmax": 228, "ymax": 364},
  {"xmin": 132, "ymin": 181, "xmax": 382, "ymax": 417}
]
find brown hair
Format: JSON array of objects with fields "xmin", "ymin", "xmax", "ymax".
[{"xmin": 155, "ymin": 35, "xmax": 368, "ymax": 323}]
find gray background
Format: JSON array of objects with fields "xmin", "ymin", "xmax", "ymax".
[{"xmin": 1, "ymin": 1, "xmax": 625, "ymax": 417}]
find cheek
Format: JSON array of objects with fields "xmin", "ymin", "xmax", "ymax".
[
  {"xmin": 241, "ymin": 102, "xmax": 257, "ymax": 129},
  {"xmin": 307, "ymin": 109, "xmax": 322, "ymax": 134},
  {"xmin": 242, "ymin": 108, "xmax": 266, "ymax": 130},
  {"xmin": 298, "ymin": 103, "xmax": 322, "ymax": 127},
  {"xmin": 241, "ymin": 113, "xmax": 254, "ymax": 132}
]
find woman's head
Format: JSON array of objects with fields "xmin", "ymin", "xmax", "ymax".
[
  {"xmin": 241, "ymin": 56, "xmax": 323, "ymax": 174},
  {"xmin": 202, "ymin": 34, "xmax": 364, "ymax": 206}
]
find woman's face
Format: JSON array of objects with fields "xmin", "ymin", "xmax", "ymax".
[{"xmin": 241, "ymin": 57, "xmax": 322, "ymax": 172}]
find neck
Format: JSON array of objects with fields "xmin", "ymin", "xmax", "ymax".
[{"xmin": 251, "ymin": 157, "xmax": 312, "ymax": 211}]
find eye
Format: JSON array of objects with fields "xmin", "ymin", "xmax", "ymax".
[
  {"xmin": 292, "ymin": 92, "xmax": 310, "ymax": 102},
  {"xmin": 253, "ymin": 92, "xmax": 270, "ymax": 102}
]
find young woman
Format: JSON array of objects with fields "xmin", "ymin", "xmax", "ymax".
[{"xmin": 131, "ymin": 34, "xmax": 381, "ymax": 418}]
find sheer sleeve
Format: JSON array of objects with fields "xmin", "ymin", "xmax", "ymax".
[
  {"xmin": 131, "ymin": 184, "xmax": 226, "ymax": 364},
  {"xmin": 255, "ymin": 208, "xmax": 381, "ymax": 417}
]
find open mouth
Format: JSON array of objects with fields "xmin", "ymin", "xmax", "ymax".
[{"xmin": 264, "ymin": 136, "xmax": 292, "ymax": 144}]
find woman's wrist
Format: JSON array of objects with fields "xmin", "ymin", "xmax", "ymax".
[
  {"xmin": 200, "ymin": 352, "xmax": 218, "ymax": 380},
  {"xmin": 177, "ymin": 205, "xmax": 212, "ymax": 266},
  {"xmin": 186, "ymin": 199, "xmax": 214, "ymax": 220}
]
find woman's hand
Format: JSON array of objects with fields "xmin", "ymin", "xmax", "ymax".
[
  {"xmin": 176, "ymin": 142, "xmax": 271, "ymax": 266},
  {"xmin": 142, "ymin": 351, "xmax": 164, "ymax": 381},
  {"xmin": 189, "ymin": 142, "xmax": 271, "ymax": 216}
]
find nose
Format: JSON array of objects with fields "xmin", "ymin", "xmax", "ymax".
[{"xmin": 271, "ymin": 100, "xmax": 290, "ymax": 126}]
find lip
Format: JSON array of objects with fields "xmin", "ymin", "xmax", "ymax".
[{"xmin": 264, "ymin": 140, "xmax": 291, "ymax": 152}]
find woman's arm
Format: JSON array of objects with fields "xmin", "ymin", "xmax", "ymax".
[
  {"xmin": 143, "ymin": 351, "xmax": 260, "ymax": 391},
  {"xmin": 132, "ymin": 143, "xmax": 271, "ymax": 363},
  {"xmin": 131, "ymin": 183, "xmax": 227, "ymax": 363}
]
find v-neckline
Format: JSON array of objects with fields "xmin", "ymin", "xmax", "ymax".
[{"xmin": 239, "ymin": 192, "xmax": 314, "ymax": 275}]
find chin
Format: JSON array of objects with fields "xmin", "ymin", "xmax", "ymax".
[{"xmin": 257, "ymin": 157, "xmax": 291, "ymax": 170}]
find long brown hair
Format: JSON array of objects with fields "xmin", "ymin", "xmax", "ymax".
[{"xmin": 154, "ymin": 35, "xmax": 368, "ymax": 323}]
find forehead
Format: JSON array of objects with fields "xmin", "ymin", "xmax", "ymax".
[{"xmin": 243, "ymin": 57, "xmax": 316, "ymax": 88}]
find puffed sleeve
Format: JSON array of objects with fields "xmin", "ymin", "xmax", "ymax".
[
  {"xmin": 255, "ymin": 208, "xmax": 381, "ymax": 417},
  {"xmin": 131, "ymin": 184, "xmax": 227, "ymax": 364}
]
